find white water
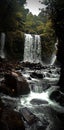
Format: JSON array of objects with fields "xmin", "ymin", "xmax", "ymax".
[
  {"xmin": 0, "ymin": 32, "xmax": 5, "ymax": 58},
  {"xmin": 51, "ymin": 54, "xmax": 56, "ymax": 66},
  {"xmin": 51, "ymin": 39, "xmax": 58, "ymax": 65},
  {"xmin": 24, "ymin": 34, "xmax": 41, "ymax": 63},
  {"xmin": 19, "ymin": 86, "xmax": 64, "ymax": 113}
]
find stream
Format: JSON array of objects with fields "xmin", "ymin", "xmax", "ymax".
[
  {"xmin": 1, "ymin": 63, "xmax": 64, "ymax": 130},
  {"xmin": 0, "ymin": 33, "xmax": 64, "ymax": 130}
]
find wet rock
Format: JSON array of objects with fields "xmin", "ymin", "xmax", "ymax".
[
  {"xmin": 48, "ymin": 70, "xmax": 52, "ymax": 74},
  {"xmin": 50, "ymin": 90, "xmax": 64, "ymax": 106},
  {"xmin": 21, "ymin": 61, "xmax": 43, "ymax": 70},
  {"xmin": 1, "ymin": 108, "xmax": 25, "ymax": 130},
  {"xmin": 30, "ymin": 99, "xmax": 48, "ymax": 105},
  {"xmin": 36, "ymin": 119, "xmax": 49, "ymax": 130},
  {"xmin": 20, "ymin": 107, "xmax": 38, "ymax": 125},
  {"xmin": 4, "ymin": 71, "xmax": 30, "ymax": 96},
  {"xmin": 0, "ymin": 85, "xmax": 13, "ymax": 96},
  {"xmin": 0, "ymin": 120, "xmax": 9, "ymax": 130},
  {"xmin": 42, "ymin": 83, "xmax": 51, "ymax": 91},
  {"xmin": 27, "ymin": 77, "xmax": 31, "ymax": 80},
  {"xmin": 20, "ymin": 107, "xmax": 49, "ymax": 130},
  {"xmin": 46, "ymin": 73, "xmax": 51, "ymax": 77},
  {"xmin": 30, "ymin": 72, "xmax": 44, "ymax": 79},
  {"xmin": 0, "ymin": 98, "xmax": 4, "ymax": 117}
]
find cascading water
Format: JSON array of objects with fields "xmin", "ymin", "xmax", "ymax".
[
  {"xmin": 0, "ymin": 32, "xmax": 5, "ymax": 58},
  {"xmin": 51, "ymin": 39, "xmax": 58, "ymax": 65},
  {"xmin": 51, "ymin": 54, "xmax": 56, "ymax": 66},
  {"xmin": 24, "ymin": 34, "xmax": 41, "ymax": 63},
  {"xmin": 0, "ymin": 33, "xmax": 62, "ymax": 130}
]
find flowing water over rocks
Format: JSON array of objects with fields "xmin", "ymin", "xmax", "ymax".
[
  {"xmin": 0, "ymin": 60, "xmax": 64, "ymax": 130},
  {"xmin": 0, "ymin": 33, "xmax": 64, "ymax": 130}
]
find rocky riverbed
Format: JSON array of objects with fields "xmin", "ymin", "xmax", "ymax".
[{"xmin": 0, "ymin": 58, "xmax": 64, "ymax": 130}]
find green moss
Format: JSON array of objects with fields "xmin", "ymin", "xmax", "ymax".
[
  {"xmin": 5, "ymin": 30, "xmax": 24, "ymax": 60},
  {"xmin": 40, "ymin": 31, "xmax": 56, "ymax": 63}
]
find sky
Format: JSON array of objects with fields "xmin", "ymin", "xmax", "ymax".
[{"xmin": 24, "ymin": 0, "xmax": 46, "ymax": 15}]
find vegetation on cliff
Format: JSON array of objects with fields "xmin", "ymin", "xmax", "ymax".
[{"xmin": 0, "ymin": 0, "xmax": 55, "ymax": 61}]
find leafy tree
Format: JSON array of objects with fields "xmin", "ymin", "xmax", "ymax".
[
  {"xmin": 41, "ymin": 0, "xmax": 64, "ymax": 91},
  {"xmin": 0, "ymin": 0, "xmax": 26, "ymax": 32}
]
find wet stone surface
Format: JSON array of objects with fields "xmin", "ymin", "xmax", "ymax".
[{"xmin": 0, "ymin": 60, "xmax": 64, "ymax": 130}]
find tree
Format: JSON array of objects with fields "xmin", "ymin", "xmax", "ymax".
[
  {"xmin": 0, "ymin": 0, "xmax": 26, "ymax": 32},
  {"xmin": 41, "ymin": 0, "xmax": 64, "ymax": 92}
]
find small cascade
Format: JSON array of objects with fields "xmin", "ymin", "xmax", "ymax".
[
  {"xmin": 51, "ymin": 54, "xmax": 56, "ymax": 65},
  {"xmin": 0, "ymin": 32, "xmax": 5, "ymax": 58},
  {"xmin": 24, "ymin": 34, "xmax": 41, "ymax": 63},
  {"xmin": 51, "ymin": 39, "xmax": 58, "ymax": 65}
]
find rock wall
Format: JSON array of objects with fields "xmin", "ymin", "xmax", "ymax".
[{"xmin": 5, "ymin": 31, "xmax": 24, "ymax": 60}]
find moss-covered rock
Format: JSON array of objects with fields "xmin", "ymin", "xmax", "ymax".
[
  {"xmin": 5, "ymin": 30, "xmax": 24, "ymax": 60},
  {"xmin": 40, "ymin": 33, "xmax": 55, "ymax": 64}
]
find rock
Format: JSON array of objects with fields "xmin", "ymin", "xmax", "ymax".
[
  {"xmin": 20, "ymin": 107, "xmax": 38, "ymax": 125},
  {"xmin": 46, "ymin": 73, "xmax": 51, "ymax": 77},
  {"xmin": 21, "ymin": 62, "xmax": 43, "ymax": 70},
  {"xmin": 1, "ymin": 108, "xmax": 25, "ymax": 130},
  {"xmin": 42, "ymin": 83, "xmax": 51, "ymax": 91},
  {"xmin": 4, "ymin": 71, "xmax": 30, "ymax": 96},
  {"xmin": 0, "ymin": 85, "xmax": 13, "ymax": 96},
  {"xmin": 50, "ymin": 90, "xmax": 64, "ymax": 106},
  {"xmin": 20, "ymin": 107, "xmax": 49, "ymax": 130},
  {"xmin": 30, "ymin": 99, "xmax": 48, "ymax": 105},
  {"xmin": 36, "ymin": 118, "xmax": 49, "ymax": 130},
  {"xmin": 30, "ymin": 72, "xmax": 44, "ymax": 79},
  {"xmin": 0, "ymin": 121, "xmax": 9, "ymax": 130},
  {"xmin": 0, "ymin": 98, "xmax": 4, "ymax": 117}
]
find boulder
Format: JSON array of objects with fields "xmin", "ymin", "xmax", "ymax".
[
  {"xmin": 20, "ymin": 107, "xmax": 49, "ymax": 129},
  {"xmin": 1, "ymin": 108, "xmax": 25, "ymax": 130},
  {"xmin": 30, "ymin": 99, "xmax": 48, "ymax": 105},
  {"xmin": 50, "ymin": 90, "xmax": 64, "ymax": 106},
  {"xmin": 4, "ymin": 71, "xmax": 30, "ymax": 96},
  {"xmin": 30, "ymin": 72, "xmax": 44, "ymax": 79},
  {"xmin": 20, "ymin": 107, "xmax": 38, "ymax": 125},
  {"xmin": 0, "ymin": 85, "xmax": 13, "ymax": 96},
  {"xmin": 0, "ymin": 121, "xmax": 9, "ymax": 130}
]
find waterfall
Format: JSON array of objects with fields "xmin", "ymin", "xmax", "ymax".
[
  {"xmin": 0, "ymin": 32, "xmax": 5, "ymax": 58},
  {"xmin": 51, "ymin": 39, "xmax": 58, "ymax": 65},
  {"xmin": 24, "ymin": 34, "xmax": 41, "ymax": 63},
  {"xmin": 51, "ymin": 54, "xmax": 56, "ymax": 65}
]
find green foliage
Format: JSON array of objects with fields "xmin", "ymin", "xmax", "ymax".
[
  {"xmin": 0, "ymin": 0, "xmax": 26, "ymax": 32},
  {"xmin": 0, "ymin": 0, "xmax": 27, "ymax": 60},
  {"xmin": 24, "ymin": 12, "xmax": 47, "ymax": 34},
  {"xmin": 5, "ymin": 31, "xmax": 24, "ymax": 60},
  {"xmin": 0, "ymin": 0, "xmax": 56, "ymax": 62},
  {"xmin": 40, "ymin": 20, "xmax": 56, "ymax": 63}
]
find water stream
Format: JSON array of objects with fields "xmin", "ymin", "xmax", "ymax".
[
  {"xmin": 0, "ymin": 32, "xmax": 5, "ymax": 58},
  {"xmin": 0, "ymin": 34, "xmax": 64, "ymax": 130}
]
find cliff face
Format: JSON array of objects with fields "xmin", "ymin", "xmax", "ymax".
[
  {"xmin": 5, "ymin": 31, "xmax": 24, "ymax": 60},
  {"xmin": 57, "ymin": 37, "xmax": 64, "ymax": 93}
]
